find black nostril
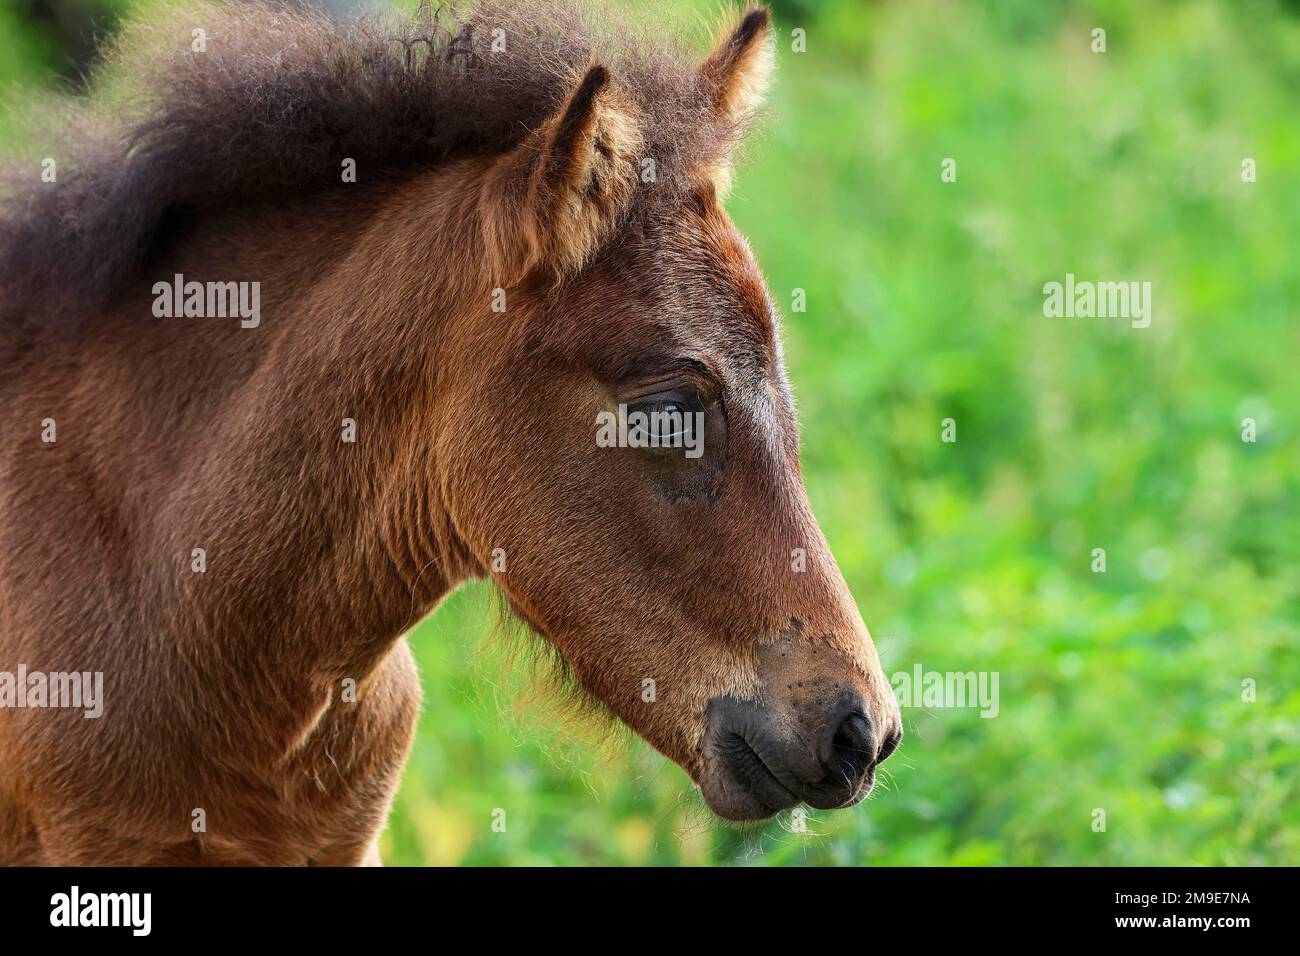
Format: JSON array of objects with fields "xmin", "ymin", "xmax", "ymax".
[
  {"xmin": 877, "ymin": 723, "xmax": 903, "ymax": 764},
  {"xmin": 830, "ymin": 712, "xmax": 875, "ymax": 782}
]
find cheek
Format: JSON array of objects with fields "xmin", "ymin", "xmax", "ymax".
[
  {"xmin": 443, "ymin": 372, "xmax": 769, "ymax": 763},
  {"xmin": 447, "ymin": 376, "xmax": 592, "ymax": 538}
]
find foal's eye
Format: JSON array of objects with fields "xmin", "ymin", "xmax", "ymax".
[
  {"xmin": 626, "ymin": 390, "xmax": 706, "ymax": 446},
  {"xmin": 633, "ymin": 397, "xmax": 690, "ymax": 422}
]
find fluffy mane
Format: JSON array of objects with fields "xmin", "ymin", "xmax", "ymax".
[{"xmin": 0, "ymin": 0, "xmax": 744, "ymax": 326}]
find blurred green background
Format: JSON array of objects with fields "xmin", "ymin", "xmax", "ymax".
[{"xmin": 3, "ymin": 0, "xmax": 1297, "ymax": 865}]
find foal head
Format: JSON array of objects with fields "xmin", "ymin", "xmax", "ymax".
[{"xmin": 437, "ymin": 8, "xmax": 901, "ymax": 820}]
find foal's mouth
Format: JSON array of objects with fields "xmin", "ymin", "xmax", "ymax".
[
  {"xmin": 716, "ymin": 731, "xmax": 878, "ymax": 818},
  {"xmin": 700, "ymin": 691, "xmax": 895, "ymax": 821},
  {"xmin": 722, "ymin": 732, "xmax": 801, "ymax": 814}
]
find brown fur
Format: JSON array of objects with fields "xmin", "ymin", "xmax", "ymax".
[{"xmin": 0, "ymin": 0, "xmax": 899, "ymax": 865}]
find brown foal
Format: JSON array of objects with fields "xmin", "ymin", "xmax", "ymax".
[{"xmin": 0, "ymin": 0, "xmax": 899, "ymax": 865}]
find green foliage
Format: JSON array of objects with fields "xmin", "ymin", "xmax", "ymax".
[{"xmin": 3, "ymin": 0, "xmax": 1295, "ymax": 865}]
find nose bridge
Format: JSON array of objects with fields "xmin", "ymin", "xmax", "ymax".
[
  {"xmin": 774, "ymin": 525, "xmax": 888, "ymax": 697},
  {"xmin": 734, "ymin": 403, "xmax": 892, "ymax": 717},
  {"xmin": 760, "ymin": 457, "xmax": 875, "ymax": 657}
]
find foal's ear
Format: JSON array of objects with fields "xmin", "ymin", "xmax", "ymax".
[
  {"xmin": 696, "ymin": 7, "xmax": 775, "ymax": 195},
  {"xmin": 699, "ymin": 7, "xmax": 775, "ymax": 122},
  {"xmin": 481, "ymin": 63, "xmax": 642, "ymax": 284}
]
